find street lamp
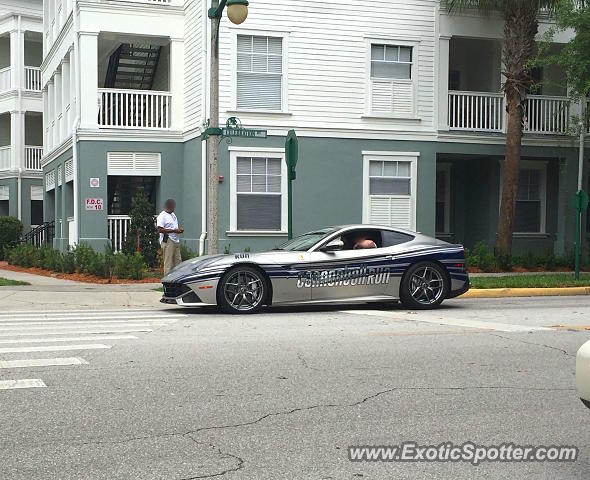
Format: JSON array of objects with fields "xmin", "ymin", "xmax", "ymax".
[{"xmin": 205, "ymin": 0, "xmax": 249, "ymax": 255}]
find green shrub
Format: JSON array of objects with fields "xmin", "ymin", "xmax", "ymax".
[
  {"xmin": 113, "ymin": 252, "xmax": 147, "ymax": 280},
  {"xmin": 180, "ymin": 243, "xmax": 198, "ymax": 262},
  {"xmin": 7, "ymin": 243, "xmax": 37, "ymax": 268},
  {"xmin": 62, "ymin": 251, "xmax": 75, "ymax": 274},
  {"xmin": 73, "ymin": 243, "xmax": 104, "ymax": 276},
  {"xmin": 466, "ymin": 241, "xmax": 498, "ymax": 271},
  {"xmin": 0, "ymin": 217, "xmax": 23, "ymax": 259}
]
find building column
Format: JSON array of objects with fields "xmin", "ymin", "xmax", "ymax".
[
  {"xmin": 10, "ymin": 27, "xmax": 24, "ymax": 90},
  {"xmin": 79, "ymin": 32, "xmax": 99, "ymax": 130},
  {"xmin": 61, "ymin": 57, "xmax": 70, "ymax": 141},
  {"xmin": 10, "ymin": 111, "xmax": 24, "ymax": 171},
  {"xmin": 47, "ymin": 78, "xmax": 54, "ymax": 152},
  {"xmin": 438, "ymin": 35, "xmax": 451, "ymax": 131},
  {"xmin": 42, "ymin": 87, "xmax": 48, "ymax": 153},
  {"xmin": 54, "ymin": 68, "xmax": 62, "ymax": 146},
  {"xmin": 69, "ymin": 48, "xmax": 76, "ymax": 121},
  {"xmin": 169, "ymin": 37, "xmax": 185, "ymax": 130}
]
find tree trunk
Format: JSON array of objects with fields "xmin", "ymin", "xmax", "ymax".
[{"xmin": 495, "ymin": 2, "xmax": 539, "ymax": 259}]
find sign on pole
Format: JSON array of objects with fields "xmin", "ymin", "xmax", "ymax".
[{"xmin": 285, "ymin": 130, "xmax": 298, "ymax": 239}]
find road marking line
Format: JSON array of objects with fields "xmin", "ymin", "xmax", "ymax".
[
  {"xmin": 0, "ymin": 328, "xmax": 153, "ymax": 337},
  {"xmin": 0, "ymin": 323, "xmax": 171, "ymax": 332},
  {"xmin": 0, "ymin": 357, "xmax": 89, "ymax": 369},
  {"xmin": 0, "ymin": 344, "xmax": 111, "ymax": 354},
  {"xmin": 0, "ymin": 319, "xmax": 178, "ymax": 327},
  {"xmin": 0, "ymin": 309, "xmax": 173, "ymax": 317},
  {"xmin": 0, "ymin": 335, "xmax": 137, "ymax": 344},
  {"xmin": 0, "ymin": 379, "xmax": 46, "ymax": 390},
  {"xmin": 340, "ymin": 310, "xmax": 553, "ymax": 332},
  {"xmin": 0, "ymin": 315, "xmax": 185, "ymax": 323}
]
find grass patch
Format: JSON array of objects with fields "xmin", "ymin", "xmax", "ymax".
[
  {"xmin": 471, "ymin": 273, "xmax": 590, "ymax": 289},
  {"xmin": 155, "ymin": 287, "xmax": 163, "ymax": 292},
  {"xmin": 0, "ymin": 277, "xmax": 30, "ymax": 286}
]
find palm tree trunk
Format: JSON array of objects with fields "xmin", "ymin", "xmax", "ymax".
[{"xmin": 495, "ymin": 2, "xmax": 539, "ymax": 259}]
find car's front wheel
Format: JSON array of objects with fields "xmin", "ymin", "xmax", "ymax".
[
  {"xmin": 400, "ymin": 261, "xmax": 449, "ymax": 310},
  {"xmin": 217, "ymin": 266, "xmax": 268, "ymax": 314}
]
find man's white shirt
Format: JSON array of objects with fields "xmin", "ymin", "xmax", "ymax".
[{"xmin": 157, "ymin": 211, "xmax": 180, "ymax": 244}]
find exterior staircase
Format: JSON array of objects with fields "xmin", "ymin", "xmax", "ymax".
[{"xmin": 104, "ymin": 43, "xmax": 162, "ymax": 90}]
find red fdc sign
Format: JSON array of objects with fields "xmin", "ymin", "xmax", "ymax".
[{"xmin": 85, "ymin": 198, "xmax": 104, "ymax": 211}]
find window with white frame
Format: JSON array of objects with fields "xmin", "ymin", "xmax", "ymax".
[
  {"xmin": 363, "ymin": 153, "xmax": 417, "ymax": 230},
  {"xmin": 237, "ymin": 35, "xmax": 283, "ymax": 111},
  {"xmin": 370, "ymin": 43, "xmax": 415, "ymax": 116},
  {"xmin": 514, "ymin": 167, "xmax": 545, "ymax": 233},
  {"xmin": 231, "ymin": 151, "xmax": 287, "ymax": 232}
]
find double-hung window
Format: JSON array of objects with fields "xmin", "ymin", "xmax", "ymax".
[
  {"xmin": 232, "ymin": 153, "xmax": 286, "ymax": 232},
  {"xmin": 363, "ymin": 153, "xmax": 418, "ymax": 231},
  {"xmin": 370, "ymin": 43, "xmax": 415, "ymax": 116},
  {"xmin": 237, "ymin": 35, "xmax": 283, "ymax": 111},
  {"xmin": 514, "ymin": 168, "xmax": 545, "ymax": 233}
]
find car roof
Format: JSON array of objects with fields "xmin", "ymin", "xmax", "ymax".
[{"xmin": 330, "ymin": 224, "xmax": 418, "ymax": 236}]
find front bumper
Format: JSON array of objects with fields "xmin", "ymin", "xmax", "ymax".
[{"xmin": 160, "ymin": 278, "xmax": 220, "ymax": 306}]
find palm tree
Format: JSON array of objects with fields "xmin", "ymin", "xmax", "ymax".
[{"xmin": 445, "ymin": 0, "xmax": 559, "ymax": 260}]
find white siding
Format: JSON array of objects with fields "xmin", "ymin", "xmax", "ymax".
[
  {"xmin": 216, "ymin": 0, "xmax": 437, "ymax": 134},
  {"xmin": 183, "ymin": 0, "xmax": 204, "ymax": 132}
]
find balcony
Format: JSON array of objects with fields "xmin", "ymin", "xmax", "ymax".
[
  {"xmin": 448, "ymin": 91, "xmax": 570, "ymax": 135},
  {"xmin": 25, "ymin": 146, "xmax": 43, "ymax": 171},
  {"xmin": 0, "ymin": 146, "xmax": 9, "ymax": 170},
  {"xmin": 24, "ymin": 67, "xmax": 41, "ymax": 92},
  {"xmin": 98, "ymin": 89, "xmax": 171, "ymax": 129}
]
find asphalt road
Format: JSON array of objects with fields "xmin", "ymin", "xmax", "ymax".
[{"xmin": 0, "ymin": 293, "xmax": 589, "ymax": 479}]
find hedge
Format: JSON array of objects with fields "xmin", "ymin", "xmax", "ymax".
[{"xmin": 0, "ymin": 217, "xmax": 23, "ymax": 260}]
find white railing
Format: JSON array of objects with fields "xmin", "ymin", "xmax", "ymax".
[
  {"xmin": 24, "ymin": 66, "xmax": 41, "ymax": 91},
  {"xmin": 25, "ymin": 146, "xmax": 43, "ymax": 171},
  {"xmin": 108, "ymin": 215, "xmax": 131, "ymax": 253},
  {"xmin": 0, "ymin": 67, "xmax": 10, "ymax": 92},
  {"xmin": 0, "ymin": 146, "xmax": 10, "ymax": 170},
  {"xmin": 448, "ymin": 91, "xmax": 505, "ymax": 132},
  {"xmin": 524, "ymin": 95, "xmax": 569, "ymax": 134},
  {"xmin": 98, "ymin": 89, "xmax": 171, "ymax": 129}
]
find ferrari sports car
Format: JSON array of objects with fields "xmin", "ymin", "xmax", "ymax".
[{"xmin": 161, "ymin": 224, "xmax": 470, "ymax": 313}]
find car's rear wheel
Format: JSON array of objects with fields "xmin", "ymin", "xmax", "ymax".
[
  {"xmin": 217, "ymin": 266, "xmax": 268, "ymax": 314},
  {"xmin": 400, "ymin": 261, "xmax": 449, "ymax": 310}
]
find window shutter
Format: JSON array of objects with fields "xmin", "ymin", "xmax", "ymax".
[
  {"xmin": 371, "ymin": 80, "xmax": 413, "ymax": 116},
  {"xmin": 65, "ymin": 159, "xmax": 73, "ymax": 182},
  {"xmin": 369, "ymin": 196, "xmax": 412, "ymax": 229},
  {"xmin": 107, "ymin": 152, "xmax": 161, "ymax": 176},
  {"xmin": 45, "ymin": 170, "xmax": 55, "ymax": 191},
  {"xmin": 31, "ymin": 185, "xmax": 43, "ymax": 201}
]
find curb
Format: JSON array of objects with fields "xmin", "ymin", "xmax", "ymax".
[{"xmin": 460, "ymin": 287, "xmax": 590, "ymax": 299}]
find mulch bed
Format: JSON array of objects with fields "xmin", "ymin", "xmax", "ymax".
[{"xmin": 0, "ymin": 262, "xmax": 162, "ymax": 285}]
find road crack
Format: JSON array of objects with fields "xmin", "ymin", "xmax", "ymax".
[{"xmin": 489, "ymin": 333, "xmax": 574, "ymax": 357}]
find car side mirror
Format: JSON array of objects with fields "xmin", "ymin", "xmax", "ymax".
[{"xmin": 321, "ymin": 239, "xmax": 344, "ymax": 252}]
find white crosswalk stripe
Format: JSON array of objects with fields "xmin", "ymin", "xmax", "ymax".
[{"xmin": 0, "ymin": 308, "xmax": 186, "ymax": 391}]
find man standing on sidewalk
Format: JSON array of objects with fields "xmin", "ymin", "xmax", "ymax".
[{"xmin": 157, "ymin": 199, "xmax": 184, "ymax": 275}]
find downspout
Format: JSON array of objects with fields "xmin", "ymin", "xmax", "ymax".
[
  {"xmin": 17, "ymin": 15, "xmax": 22, "ymax": 221},
  {"xmin": 71, "ymin": 2, "xmax": 81, "ymax": 245},
  {"xmin": 199, "ymin": 0, "xmax": 209, "ymax": 256}
]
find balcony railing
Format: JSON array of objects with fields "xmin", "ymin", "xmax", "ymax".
[
  {"xmin": 524, "ymin": 95, "xmax": 569, "ymax": 134},
  {"xmin": 0, "ymin": 67, "xmax": 10, "ymax": 92},
  {"xmin": 24, "ymin": 67, "xmax": 41, "ymax": 91},
  {"xmin": 98, "ymin": 89, "xmax": 171, "ymax": 129},
  {"xmin": 25, "ymin": 146, "xmax": 43, "ymax": 171},
  {"xmin": 108, "ymin": 215, "xmax": 131, "ymax": 253},
  {"xmin": 448, "ymin": 91, "xmax": 571, "ymax": 135},
  {"xmin": 0, "ymin": 146, "xmax": 10, "ymax": 170},
  {"xmin": 448, "ymin": 91, "xmax": 504, "ymax": 132}
]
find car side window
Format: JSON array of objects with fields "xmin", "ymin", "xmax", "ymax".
[
  {"xmin": 380, "ymin": 230, "xmax": 414, "ymax": 247},
  {"xmin": 340, "ymin": 230, "xmax": 383, "ymax": 250}
]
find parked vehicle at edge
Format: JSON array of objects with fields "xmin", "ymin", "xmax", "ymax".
[
  {"xmin": 576, "ymin": 340, "xmax": 590, "ymax": 409},
  {"xmin": 161, "ymin": 224, "xmax": 470, "ymax": 314}
]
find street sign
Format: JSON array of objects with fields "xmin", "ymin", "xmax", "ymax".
[
  {"xmin": 573, "ymin": 189, "xmax": 589, "ymax": 213},
  {"xmin": 285, "ymin": 130, "xmax": 298, "ymax": 240},
  {"xmin": 222, "ymin": 128, "xmax": 267, "ymax": 138}
]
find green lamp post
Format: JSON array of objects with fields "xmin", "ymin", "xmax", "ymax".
[{"xmin": 206, "ymin": 0, "xmax": 249, "ymax": 255}]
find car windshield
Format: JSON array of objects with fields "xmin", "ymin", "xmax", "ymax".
[{"xmin": 275, "ymin": 228, "xmax": 338, "ymax": 251}]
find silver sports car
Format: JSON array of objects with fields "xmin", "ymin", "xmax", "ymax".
[{"xmin": 161, "ymin": 225, "xmax": 469, "ymax": 313}]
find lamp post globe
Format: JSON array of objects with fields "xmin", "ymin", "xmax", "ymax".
[{"xmin": 227, "ymin": 0, "xmax": 249, "ymax": 24}]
